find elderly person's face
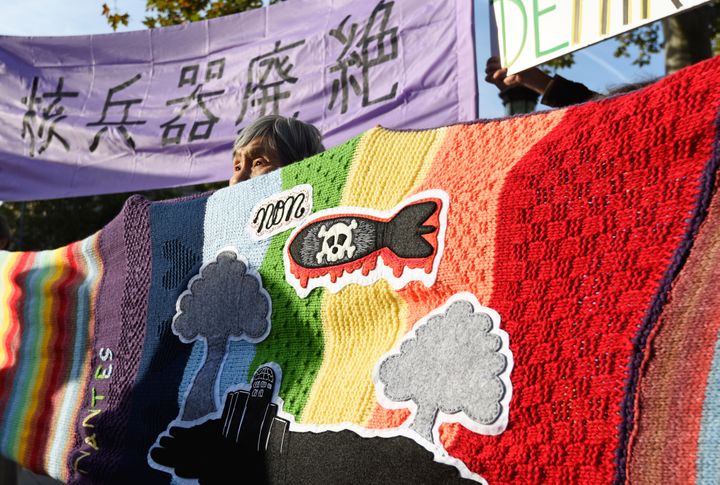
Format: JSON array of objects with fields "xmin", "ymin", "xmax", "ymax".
[{"xmin": 229, "ymin": 137, "xmax": 285, "ymax": 186}]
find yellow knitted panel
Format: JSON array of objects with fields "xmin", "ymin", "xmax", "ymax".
[{"xmin": 300, "ymin": 126, "xmax": 447, "ymax": 424}]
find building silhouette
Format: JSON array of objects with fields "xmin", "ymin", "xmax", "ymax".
[
  {"xmin": 220, "ymin": 366, "xmax": 289, "ymax": 452},
  {"xmin": 152, "ymin": 363, "xmax": 475, "ymax": 484}
]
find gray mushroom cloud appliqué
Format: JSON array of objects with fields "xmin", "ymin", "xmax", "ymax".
[
  {"xmin": 378, "ymin": 298, "xmax": 511, "ymax": 444},
  {"xmin": 173, "ymin": 250, "xmax": 272, "ymax": 421}
]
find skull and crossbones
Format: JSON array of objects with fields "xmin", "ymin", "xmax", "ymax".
[{"xmin": 316, "ymin": 219, "xmax": 357, "ymax": 264}]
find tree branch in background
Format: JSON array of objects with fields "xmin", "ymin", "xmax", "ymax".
[
  {"xmin": 101, "ymin": 0, "xmax": 264, "ymax": 30},
  {"xmin": 102, "ymin": 3, "xmax": 130, "ymax": 31},
  {"xmin": 614, "ymin": 22, "xmax": 662, "ymax": 67}
]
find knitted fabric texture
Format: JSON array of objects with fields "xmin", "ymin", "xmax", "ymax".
[{"xmin": 0, "ymin": 57, "xmax": 719, "ymax": 484}]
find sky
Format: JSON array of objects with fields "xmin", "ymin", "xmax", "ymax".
[{"xmin": 0, "ymin": 0, "xmax": 665, "ymax": 119}]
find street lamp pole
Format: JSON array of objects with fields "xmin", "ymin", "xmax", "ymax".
[{"xmin": 499, "ymin": 86, "xmax": 540, "ymax": 116}]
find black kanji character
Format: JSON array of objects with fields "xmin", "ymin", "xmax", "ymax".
[
  {"xmin": 161, "ymin": 85, "xmax": 224, "ymax": 145},
  {"xmin": 161, "ymin": 60, "xmax": 226, "ymax": 146},
  {"xmin": 21, "ymin": 77, "xmax": 79, "ymax": 156},
  {"xmin": 328, "ymin": 0, "xmax": 399, "ymax": 114},
  {"xmin": 235, "ymin": 40, "xmax": 305, "ymax": 127},
  {"xmin": 87, "ymin": 74, "xmax": 147, "ymax": 152}
]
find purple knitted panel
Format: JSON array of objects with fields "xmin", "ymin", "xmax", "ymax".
[{"xmin": 68, "ymin": 195, "xmax": 152, "ymax": 484}]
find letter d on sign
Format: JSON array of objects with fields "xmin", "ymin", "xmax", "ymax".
[{"xmin": 492, "ymin": 0, "xmax": 528, "ymax": 68}]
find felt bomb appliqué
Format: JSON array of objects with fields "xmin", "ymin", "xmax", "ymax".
[{"xmin": 284, "ymin": 190, "xmax": 449, "ymax": 297}]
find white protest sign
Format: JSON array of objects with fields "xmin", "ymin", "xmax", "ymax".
[{"xmin": 491, "ymin": 0, "xmax": 712, "ymax": 74}]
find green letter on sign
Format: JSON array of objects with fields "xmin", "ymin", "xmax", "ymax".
[
  {"xmin": 533, "ymin": 0, "xmax": 569, "ymax": 58},
  {"xmin": 493, "ymin": 0, "xmax": 528, "ymax": 68}
]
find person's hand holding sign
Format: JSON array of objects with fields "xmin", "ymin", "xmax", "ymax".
[
  {"xmin": 484, "ymin": 56, "xmax": 553, "ymax": 95},
  {"xmin": 484, "ymin": 56, "xmax": 598, "ymax": 109}
]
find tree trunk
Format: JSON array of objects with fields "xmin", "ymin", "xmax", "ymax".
[
  {"xmin": 663, "ymin": 6, "xmax": 714, "ymax": 74},
  {"xmin": 182, "ymin": 338, "xmax": 227, "ymax": 421},
  {"xmin": 408, "ymin": 405, "xmax": 438, "ymax": 444}
]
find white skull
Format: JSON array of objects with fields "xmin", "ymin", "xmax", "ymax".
[{"xmin": 316, "ymin": 219, "xmax": 358, "ymax": 264}]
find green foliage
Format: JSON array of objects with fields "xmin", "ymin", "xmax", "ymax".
[
  {"xmin": 0, "ymin": 183, "xmax": 224, "ymax": 251},
  {"xmin": 103, "ymin": 0, "xmax": 263, "ymax": 30},
  {"xmin": 102, "ymin": 3, "xmax": 130, "ymax": 30},
  {"xmin": 1, "ymin": 193, "xmax": 130, "ymax": 251},
  {"xmin": 613, "ymin": 22, "xmax": 663, "ymax": 67},
  {"xmin": 149, "ymin": 0, "xmax": 263, "ymax": 28}
]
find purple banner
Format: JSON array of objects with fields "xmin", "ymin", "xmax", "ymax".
[{"xmin": 0, "ymin": 0, "xmax": 476, "ymax": 201}]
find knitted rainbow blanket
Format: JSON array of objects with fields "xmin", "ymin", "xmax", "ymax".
[{"xmin": 1, "ymin": 57, "xmax": 719, "ymax": 485}]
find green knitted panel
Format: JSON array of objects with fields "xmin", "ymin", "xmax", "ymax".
[{"xmin": 251, "ymin": 135, "xmax": 360, "ymax": 418}]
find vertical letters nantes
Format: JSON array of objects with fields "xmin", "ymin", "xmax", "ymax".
[{"xmin": 73, "ymin": 347, "xmax": 113, "ymax": 475}]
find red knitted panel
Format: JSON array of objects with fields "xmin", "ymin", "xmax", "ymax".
[{"xmin": 445, "ymin": 57, "xmax": 720, "ymax": 484}]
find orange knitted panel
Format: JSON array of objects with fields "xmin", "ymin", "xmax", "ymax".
[{"xmin": 365, "ymin": 111, "xmax": 567, "ymax": 429}]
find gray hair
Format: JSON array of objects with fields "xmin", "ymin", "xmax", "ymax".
[
  {"xmin": 592, "ymin": 77, "xmax": 660, "ymax": 101},
  {"xmin": 233, "ymin": 115, "xmax": 325, "ymax": 166}
]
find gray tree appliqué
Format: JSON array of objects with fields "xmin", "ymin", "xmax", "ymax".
[
  {"xmin": 173, "ymin": 250, "xmax": 271, "ymax": 421},
  {"xmin": 378, "ymin": 300, "xmax": 509, "ymax": 443}
]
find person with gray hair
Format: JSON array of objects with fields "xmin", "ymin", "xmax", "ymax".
[{"xmin": 229, "ymin": 115, "xmax": 325, "ymax": 186}]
